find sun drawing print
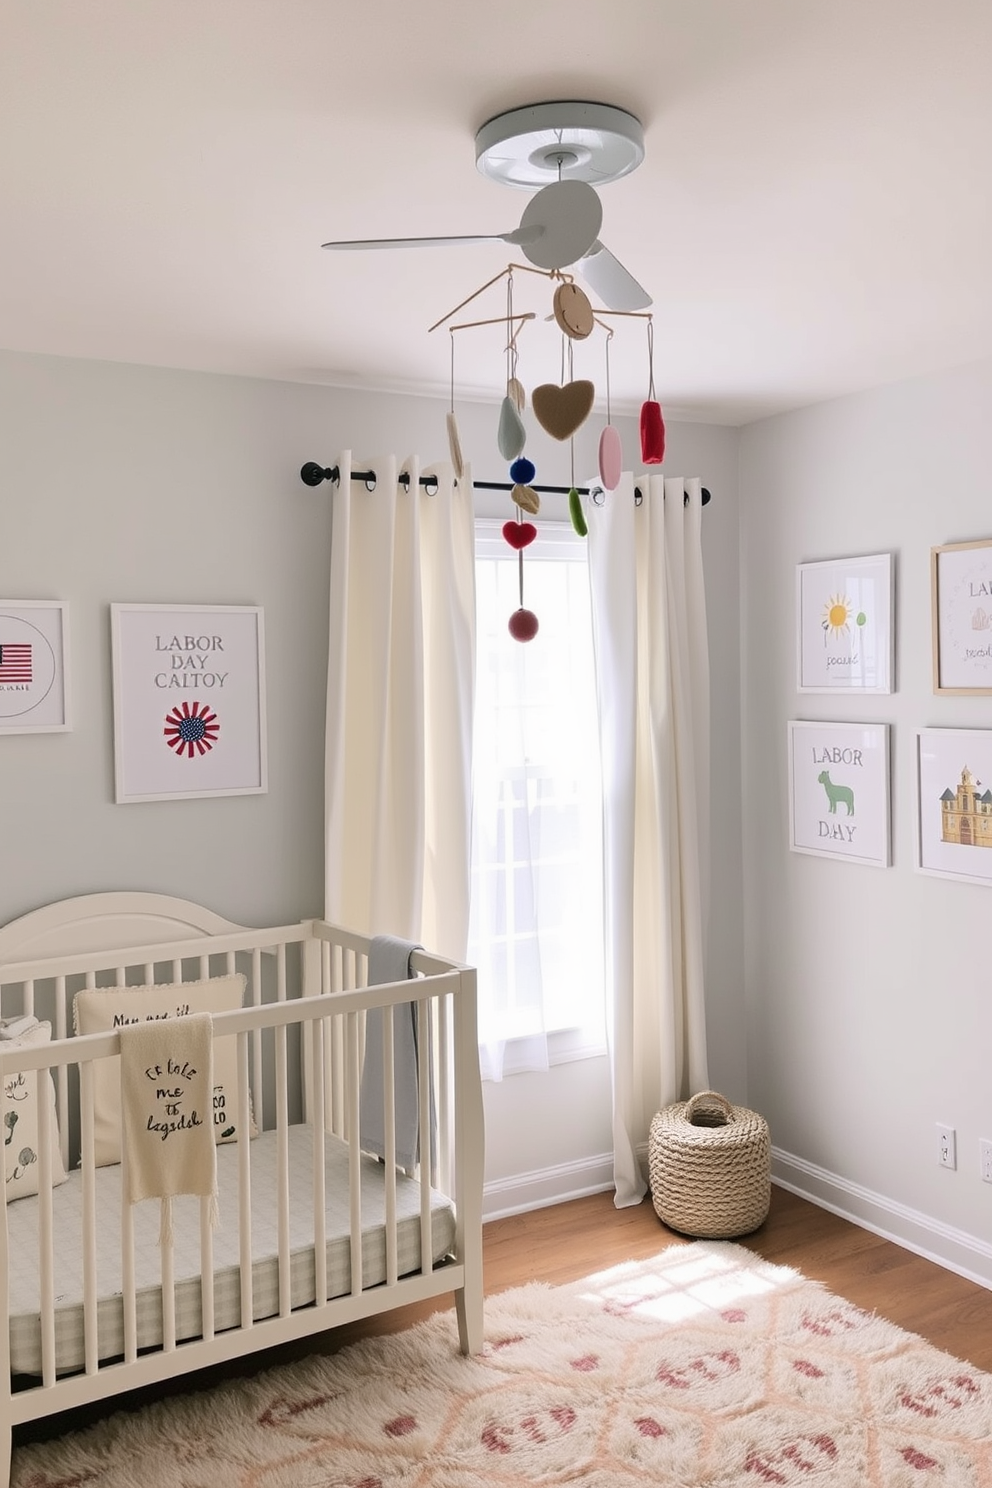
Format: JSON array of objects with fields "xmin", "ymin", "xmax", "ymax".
[
  {"xmin": 164, "ymin": 700, "xmax": 220, "ymax": 758},
  {"xmin": 822, "ymin": 593, "xmax": 867, "ymax": 644}
]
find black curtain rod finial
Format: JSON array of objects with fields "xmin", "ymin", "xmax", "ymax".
[{"xmin": 300, "ymin": 462, "xmax": 338, "ymax": 486}]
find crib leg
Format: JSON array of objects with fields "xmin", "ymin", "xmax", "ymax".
[{"xmin": 455, "ymin": 1275, "xmax": 484, "ymax": 1356}]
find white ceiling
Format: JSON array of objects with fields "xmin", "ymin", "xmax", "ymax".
[{"xmin": 4, "ymin": 1, "xmax": 991, "ymax": 424}]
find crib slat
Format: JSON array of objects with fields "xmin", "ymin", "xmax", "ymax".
[
  {"xmin": 161, "ymin": 1206, "xmax": 176, "ymax": 1351},
  {"xmin": 80, "ymin": 1060, "xmax": 100, "ymax": 1375},
  {"xmin": 311, "ymin": 1014, "xmax": 328, "ymax": 1306},
  {"xmin": 24, "ymin": 976, "xmax": 35, "ymax": 1017},
  {"xmin": 438, "ymin": 992, "xmax": 452, "ymax": 1199},
  {"xmin": 36, "ymin": 1055, "xmax": 56, "ymax": 1387},
  {"xmin": 251, "ymin": 947, "xmax": 263, "ymax": 1129},
  {"xmin": 120, "ymin": 1140, "xmax": 138, "ymax": 1364},
  {"xmin": 346, "ymin": 1010, "xmax": 363, "ymax": 1294},
  {"xmin": 275, "ymin": 1027, "xmax": 290, "ymax": 1318},
  {"xmin": 200, "ymin": 1195, "xmax": 215, "ymax": 1341},
  {"xmin": 55, "ymin": 974, "xmax": 70, "ymax": 1172},
  {"xmin": 417, "ymin": 997, "xmax": 432, "ymax": 1275},
  {"xmin": 383, "ymin": 1007, "xmax": 398, "ymax": 1288},
  {"xmin": 237, "ymin": 1029, "xmax": 254, "ymax": 1330},
  {"xmin": 275, "ymin": 944, "xmax": 291, "ymax": 1315}
]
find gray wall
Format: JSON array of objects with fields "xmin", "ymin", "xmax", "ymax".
[
  {"xmin": 740, "ymin": 357, "xmax": 992, "ymax": 1284},
  {"xmin": 0, "ymin": 348, "xmax": 744, "ymax": 1213}
]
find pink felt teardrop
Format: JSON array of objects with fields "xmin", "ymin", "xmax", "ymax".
[
  {"xmin": 598, "ymin": 424, "xmax": 622, "ymax": 491},
  {"xmin": 502, "ymin": 521, "xmax": 538, "ymax": 550},
  {"xmin": 640, "ymin": 400, "xmax": 665, "ymax": 465}
]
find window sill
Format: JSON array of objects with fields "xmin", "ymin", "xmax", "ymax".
[{"xmin": 481, "ymin": 1025, "xmax": 607, "ymax": 1081}]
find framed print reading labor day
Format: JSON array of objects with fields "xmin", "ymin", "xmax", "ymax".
[
  {"xmin": 931, "ymin": 538, "xmax": 992, "ymax": 694},
  {"xmin": 110, "ymin": 603, "xmax": 267, "ymax": 803},
  {"xmin": 788, "ymin": 720, "xmax": 891, "ymax": 868},
  {"xmin": 796, "ymin": 552, "xmax": 893, "ymax": 694},
  {"xmin": 0, "ymin": 600, "xmax": 70, "ymax": 734}
]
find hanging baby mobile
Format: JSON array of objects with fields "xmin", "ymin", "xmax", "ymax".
[{"xmin": 435, "ymin": 255, "xmax": 660, "ymax": 644}]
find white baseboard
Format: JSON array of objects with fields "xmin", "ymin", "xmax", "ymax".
[
  {"xmin": 772, "ymin": 1146, "xmax": 992, "ymax": 1292},
  {"xmin": 483, "ymin": 1152, "xmax": 615, "ymax": 1222}
]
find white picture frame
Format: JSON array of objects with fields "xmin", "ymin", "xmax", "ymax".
[
  {"xmin": 796, "ymin": 552, "xmax": 893, "ymax": 693},
  {"xmin": 111, "ymin": 603, "xmax": 267, "ymax": 804},
  {"xmin": 0, "ymin": 601, "xmax": 71, "ymax": 734},
  {"xmin": 931, "ymin": 538, "xmax": 992, "ymax": 694},
  {"xmin": 916, "ymin": 728, "xmax": 992, "ymax": 886},
  {"xmin": 788, "ymin": 720, "xmax": 891, "ymax": 868}
]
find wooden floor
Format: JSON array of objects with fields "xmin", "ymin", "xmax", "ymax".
[{"xmin": 13, "ymin": 1183, "xmax": 992, "ymax": 1452}]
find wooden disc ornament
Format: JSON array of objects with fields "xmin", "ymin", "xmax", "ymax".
[{"xmin": 553, "ymin": 282, "xmax": 594, "ymax": 340}]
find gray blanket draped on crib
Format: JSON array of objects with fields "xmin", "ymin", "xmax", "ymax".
[{"xmin": 359, "ymin": 934, "xmax": 434, "ymax": 1172}]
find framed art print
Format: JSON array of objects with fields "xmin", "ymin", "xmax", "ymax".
[
  {"xmin": 917, "ymin": 728, "xmax": 992, "ymax": 885},
  {"xmin": 788, "ymin": 720, "xmax": 891, "ymax": 868},
  {"xmin": 796, "ymin": 553, "xmax": 893, "ymax": 693},
  {"xmin": 0, "ymin": 601, "xmax": 70, "ymax": 733},
  {"xmin": 931, "ymin": 538, "xmax": 992, "ymax": 694},
  {"xmin": 111, "ymin": 603, "xmax": 267, "ymax": 803}
]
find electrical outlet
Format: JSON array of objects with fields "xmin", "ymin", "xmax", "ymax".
[
  {"xmin": 937, "ymin": 1123, "xmax": 957, "ymax": 1170},
  {"xmin": 980, "ymin": 1139, "xmax": 992, "ymax": 1184}
]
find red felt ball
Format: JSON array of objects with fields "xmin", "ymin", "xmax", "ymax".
[
  {"xmin": 640, "ymin": 399, "xmax": 666, "ymax": 465},
  {"xmin": 502, "ymin": 520, "xmax": 538, "ymax": 550},
  {"xmin": 508, "ymin": 607, "xmax": 539, "ymax": 642}
]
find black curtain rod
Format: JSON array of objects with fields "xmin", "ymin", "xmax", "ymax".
[{"xmin": 300, "ymin": 463, "xmax": 711, "ymax": 507}]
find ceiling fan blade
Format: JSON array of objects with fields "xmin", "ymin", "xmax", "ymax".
[
  {"xmin": 321, "ymin": 225, "xmax": 544, "ymax": 251},
  {"xmin": 577, "ymin": 241, "xmax": 652, "ymax": 311}
]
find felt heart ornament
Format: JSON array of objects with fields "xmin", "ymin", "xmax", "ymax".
[
  {"xmin": 511, "ymin": 483, "xmax": 541, "ymax": 515},
  {"xmin": 640, "ymin": 399, "xmax": 666, "ymax": 465},
  {"xmin": 507, "ymin": 376, "xmax": 526, "ymax": 413},
  {"xmin": 502, "ymin": 520, "xmax": 537, "ymax": 550},
  {"xmin": 497, "ymin": 395, "xmax": 527, "ymax": 461},
  {"xmin": 598, "ymin": 424, "xmax": 622, "ymax": 491},
  {"xmin": 531, "ymin": 380, "xmax": 595, "ymax": 442}
]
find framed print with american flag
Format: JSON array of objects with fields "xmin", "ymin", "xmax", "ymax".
[
  {"xmin": 111, "ymin": 602, "xmax": 267, "ymax": 803},
  {"xmin": 0, "ymin": 601, "xmax": 71, "ymax": 734}
]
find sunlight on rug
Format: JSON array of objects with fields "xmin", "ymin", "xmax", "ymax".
[{"xmin": 12, "ymin": 1241, "xmax": 992, "ymax": 1486}]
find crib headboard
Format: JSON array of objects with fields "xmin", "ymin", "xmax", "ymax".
[{"xmin": 0, "ymin": 891, "xmax": 254, "ymax": 962}]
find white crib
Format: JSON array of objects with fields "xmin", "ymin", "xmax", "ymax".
[{"xmin": 0, "ymin": 892, "xmax": 485, "ymax": 1483}]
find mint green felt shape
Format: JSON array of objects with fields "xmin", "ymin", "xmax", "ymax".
[{"xmin": 497, "ymin": 395, "xmax": 527, "ymax": 460}]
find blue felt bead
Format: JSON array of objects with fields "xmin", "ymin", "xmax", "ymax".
[{"xmin": 509, "ymin": 457, "xmax": 536, "ymax": 485}]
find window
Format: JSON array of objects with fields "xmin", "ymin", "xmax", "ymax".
[{"xmin": 468, "ymin": 519, "xmax": 606, "ymax": 1079}]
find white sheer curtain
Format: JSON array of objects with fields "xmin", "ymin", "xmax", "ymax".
[
  {"xmin": 587, "ymin": 473, "xmax": 711, "ymax": 1207},
  {"xmin": 468, "ymin": 521, "xmax": 604, "ymax": 1081},
  {"xmin": 324, "ymin": 451, "xmax": 476, "ymax": 955}
]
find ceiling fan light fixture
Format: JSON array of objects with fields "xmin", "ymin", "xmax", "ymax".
[{"xmin": 475, "ymin": 101, "xmax": 645, "ymax": 189}]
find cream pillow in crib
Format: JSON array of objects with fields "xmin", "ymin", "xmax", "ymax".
[
  {"xmin": 3, "ymin": 1021, "xmax": 68, "ymax": 1202},
  {"xmin": 73, "ymin": 975, "xmax": 254, "ymax": 1168}
]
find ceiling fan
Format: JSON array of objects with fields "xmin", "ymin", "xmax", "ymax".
[{"xmin": 321, "ymin": 101, "xmax": 652, "ymax": 313}]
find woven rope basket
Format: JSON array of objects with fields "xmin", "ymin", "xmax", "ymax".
[{"xmin": 648, "ymin": 1090, "xmax": 771, "ymax": 1239}]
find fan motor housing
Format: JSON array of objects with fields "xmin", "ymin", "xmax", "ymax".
[{"xmin": 475, "ymin": 101, "xmax": 645, "ymax": 189}]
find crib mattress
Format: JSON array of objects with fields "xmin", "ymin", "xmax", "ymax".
[{"xmin": 6, "ymin": 1124, "xmax": 456, "ymax": 1377}]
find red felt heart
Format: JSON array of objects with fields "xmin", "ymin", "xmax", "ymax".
[{"xmin": 502, "ymin": 521, "xmax": 537, "ymax": 550}]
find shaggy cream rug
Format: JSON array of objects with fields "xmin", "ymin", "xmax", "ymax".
[{"xmin": 12, "ymin": 1241, "xmax": 992, "ymax": 1486}]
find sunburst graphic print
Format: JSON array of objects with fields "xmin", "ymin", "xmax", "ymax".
[{"xmin": 164, "ymin": 700, "xmax": 220, "ymax": 758}]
